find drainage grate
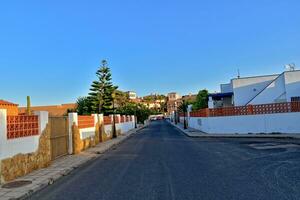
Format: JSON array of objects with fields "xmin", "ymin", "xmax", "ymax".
[{"xmin": 1, "ymin": 180, "xmax": 32, "ymax": 189}]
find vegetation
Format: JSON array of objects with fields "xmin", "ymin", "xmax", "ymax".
[
  {"xmin": 75, "ymin": 60, "xmax": 156, "ymax": 123},
  {"xmin": 178, "ymin": 100, "xmax": 189, "ymax": 113},
  {"xmin": 192, "ymin": 89, "xmax": 209, "ymax": 110},
  {"xmin": 76, "ymin": 96, "xmax": 92, "ymax": 115},
  {"xmin": 116, "ymin": 102, "xmax": 158, "ymax": 123},
  {"xmin": 26, "ymin": 96, "xmax": 31, "ymax": 115},
  {"xmin": 88, "ymin": 60, "xmax": 117, "ymax": 115}
]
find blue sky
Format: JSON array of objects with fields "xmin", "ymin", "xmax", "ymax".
[{"xmin": 0, "ymin": 0, "xmax": 300, "ymax": 106}]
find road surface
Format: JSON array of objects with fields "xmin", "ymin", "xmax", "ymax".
[{"xmin": 29, "ymin": 120, "xmax": 300, "ymax": 200}]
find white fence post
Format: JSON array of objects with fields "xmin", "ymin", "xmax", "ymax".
[
  {"xmin": 68, "ymin": 113, "xmax": 78, "ymax": 154},
  {"xmin": 0, "ymin": 109, "xmax": 7, "ymax": 162},
  {"xmin": 33, "ymin": 111, "xmax": 49, "ymax": 134},
  {"xmin": 131, "ymin": 115, "xmax": 135, "ymax": 128}
]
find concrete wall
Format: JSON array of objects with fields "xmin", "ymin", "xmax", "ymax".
[
  {"xmin": 232, "ymin": 75, "xmax": 278, "ymax": 106},
  {"xmin": 284, "ymin": 70, "xmax": 300, "ymax": 101},
  {"xmin": 0, "ymin": 110, "xmax": 48, "ymax": 160},
  {"xmin": 68, "ymin": 113, "xmax": 135, "ymax": 153},
  {"xmin": 0, "ymin": 110, "xmax": 51, "ymax": 183},
  {"xmin": 220, "ymin": 83, "xmax": 233, "ymax": 93},
  {"xmin": 249, "ymin": 73, "xmax": 286, "ymax": 104},
  {"xmin": 186, "ymin": 112, "xmax": 300, "ymax": 134}
]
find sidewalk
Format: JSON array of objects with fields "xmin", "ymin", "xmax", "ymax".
[
  {"xmin": 0, "ymin": 126, "xmax": 145, "ymax": 200},
  {"xmin": 168, "ymin": 121, "xmax": 300, "ymax": 139}
]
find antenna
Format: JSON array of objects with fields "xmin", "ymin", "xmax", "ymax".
[
  {"xmin": 237, "ymin": 69, "xmax": 240, "ymax": 78},
  {"xmin": 285, "ymin": 63, "xmax": 296, "ymax": 71}
]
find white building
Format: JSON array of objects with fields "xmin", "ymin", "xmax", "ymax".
[
  {"xmin": 208, "ymin": 70, "xmax": 300, "ymax": 108},
  {"xmin": 126, "ymin": 91, "xmax": 137, "ymax": 100}
]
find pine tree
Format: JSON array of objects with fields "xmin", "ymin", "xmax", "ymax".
[{"xmin": 88, "ymin": 60, "xmax": 118, "ymax": 115}]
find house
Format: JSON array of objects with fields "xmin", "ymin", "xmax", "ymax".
[
  {"xmin": 0, "ymin": 100, "xmax": 19, "ymax": 115},
  {"xmin": 19, "ymin": 103, "xmax": 77, "ymax": 116},
  {"xmin": 126, "ymin": 91, "xmax": 137, "ymax": 100},
  {"xmin": 182, "ymin": 93, "xmax": 197, "ymax": 103},
  {"xmin": 208, "ymin": 70, "xmax": 300, "ymax": 108},
  {"xmin": 167, "ymin": 92, "xmax": 181, "ymax": 114}
]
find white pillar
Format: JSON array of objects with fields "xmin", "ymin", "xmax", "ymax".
[
  {"xmin": 98, "ymin": 114, "xmax": 104, "ymax": 125},
  {"xmin": 116, "ymin": 114, "xmax": 121, "ymax": 124},
  {"xmin": 208, "ymin": 96, "xmax": 214, "ymax": 109},
  {"xmin": 187, "ymin": 105, "xmax": 192, "ymax": 126},
  {"xmin": 0, "ymin": 109, "xmax": 7, "ymax": 161},
  {"xmin": 68, "ymin": 113, "xmax": 78, "ymax": 154},
  {"xmin": 92, "ymin": 114, "xmax": 98, "ymax": 126},
  {"xmin": 98, "ymin": 114, "xmax": 104, "ymax": 138},
  {"xmin": 131, "ymin": 115, "xmax": 135, "ymax": 128},
  {"xmin": 33, "ymin": 111, "xmax": 49, "ymax": 134}
]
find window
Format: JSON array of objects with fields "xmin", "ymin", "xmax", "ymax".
[{"xmin": 291, "ymin": 97, "xmax": 300, "ymax": 102}]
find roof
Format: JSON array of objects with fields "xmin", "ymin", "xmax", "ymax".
[
  {"xmin": 0, "ymin": 100, "xmax": 18, "ymax": 106},
  {"xmin": 19, "ymin": 103, "xmax": 76, "ymax": 116},
  {"xmin": 209, "ymin": 92, "xmax": 233, "ymax": 98}
]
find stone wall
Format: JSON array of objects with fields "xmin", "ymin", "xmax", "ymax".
[
  {"xmin": 0, "ymin": 124, "xmax": 51, "ymax": 183},
  {"xmin": 72, "ymin": 124, "xmax": 97, "ymax": 154}
]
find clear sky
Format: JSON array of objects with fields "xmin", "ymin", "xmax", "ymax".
[{"xmin": 1, "ymin": 0, "xmax": 300, "ymax": 106}]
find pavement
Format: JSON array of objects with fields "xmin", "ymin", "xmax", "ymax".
[
  {"xmin": 0, "ymin": 126, "xmax": 145, "ymax": 200},
  {"xmin": 169, "ymin": 120, "xmax": 300, "ymax": 139},
  {"xmin": 27, "ymin": 120, "xmax": 300, "ymax": 200}
]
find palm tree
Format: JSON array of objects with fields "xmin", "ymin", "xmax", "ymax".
[{"xmin": 178, "ymin": 100, "xmax": 189, "ymax": 129}]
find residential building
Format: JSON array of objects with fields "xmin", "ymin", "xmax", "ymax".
[
  {"xmin": 167, "ymin": 92, "xmax": 181, "ymax": 114},
  {"xmin": 19, "ymin": 103, "xmax": 77, "ymax": 116},
  {"xmin": 0, "ymin": 100, "xmax": 19, "ymax": 115},
  {"xmin": 126, "ymin": 91, "xmax": 137, "ymax": 100},
  {"xmin": 140, "ymin": 94, "xmax": 166, "ymax": 110},
  {"xmin": 182, "ymin": 93, "xmax": 197, "ymax": 103},
  {"xmin": 168, "ymin": 92, "xmax": 181, "ymax": 101},
  {"xmin": 208, "ymin": 70, "xmax": 300, "ymax": 108}
]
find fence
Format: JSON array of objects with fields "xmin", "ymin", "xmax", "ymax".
[
  {"xmin": 78, "ymin": 115, "xmax": 95, "ymax": 129},
  {"xmin": 6, "ymin": 115, "xmax": 39, "ymax": 139},
  {"xmin": 189, "ymin": 102, "xmax": 300, "ymax": 117},
  {"xmin": 0, "ymin": 110, "xmax": 50, "ymax": 184},
  {"xmin": 104, "ymin": 116, "xmax": 112, "ymax": 125}
]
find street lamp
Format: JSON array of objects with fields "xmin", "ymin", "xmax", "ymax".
[
  {"xmin": 174, "ymin": 101, "xmax": 178, "ymax": 125},
  {"xmin": 183, "ymin": 99, "xmax": 187, "ymax": 129},
  {"xmin": 134, "ymin": 104, "xmax": 137, "ymax": 128},
  {"xmin": 112, "ymin": 92, "xmax": 117, "ymax": 138}
]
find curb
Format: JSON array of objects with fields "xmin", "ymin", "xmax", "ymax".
[
  {"xmin": 13, "ymin": 126, "xmax": 146, "ymax": 200},
  {"xmin": 167, "ymin": 120, "xmax": 300, "ymax": 140}
]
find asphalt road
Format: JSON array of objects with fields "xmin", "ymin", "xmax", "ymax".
[{"xmin": 29, "ymin": 120, "xmax": 300, "ymax": 200}]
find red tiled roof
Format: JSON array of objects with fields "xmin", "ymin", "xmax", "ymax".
[{"xmin": 0, "ymin": 100, "xmax": 18, "ymax": 106}]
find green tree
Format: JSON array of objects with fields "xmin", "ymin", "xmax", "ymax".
[
  {"xmin": 114, "ymin": 90, "xmax": 129, "ymax": 108},
  {"xmin": 178, "ymin": 100, "xmax": 188, "ymax": 113},
  {"xmin": 76, "ymin": 96, "xmax": 92, "ymax": 115},
  {"xmin": 88, "ymin": 60, "xmax": 118, "ymax": 115},
  {"xmin": 192, "ymin": 89, "xmax": 209, "ymax": 110},
  {"xmin": 116, "ymin": 102, "xmax": 154, "ymax": 124}
]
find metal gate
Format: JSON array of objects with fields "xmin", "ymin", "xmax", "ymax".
[{"xmin": 49, "ymin": 116, "xmax": 69, "ymax": 160}]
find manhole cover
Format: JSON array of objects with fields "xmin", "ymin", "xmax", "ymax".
[{"xmin": 2, "ymin": 180, "xmax": 32, "ymax": 189}]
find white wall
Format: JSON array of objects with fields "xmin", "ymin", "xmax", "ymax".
[
  {"xmin": 220, "ymin": 83, "xmax": 233, "ymax": 93},
  {"xmin": 284, "ymin": 70, "xmax": 300, "ymax": 101},
  {"xmin": 104, "ymin": 115, "xmax": 135, "ymax": 137},
  {"xmin": 232, "ymin": 75, "xmax": 278, "ymax": 106},
  {"xmin": 186, "ymin": 112, "xmax": 300, "ymax": 134},
  {"xmin": 249, "ymin": 73, "xmax": 286, "ymax": 104},
  {"xmin": 0, "ymin": 110, "xmax": 49, "ymax": 160}
]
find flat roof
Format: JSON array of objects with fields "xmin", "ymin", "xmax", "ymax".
[{"xmin": 209, "ymin": 92, "xmax": 233, "ymax": 98}]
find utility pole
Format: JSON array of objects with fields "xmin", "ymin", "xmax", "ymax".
[
  {"xmin": 112, "ymin": 92, "xmax": 117, "ymax": 138},
  {"xmin": 134, "ymin": 103, "xmax": 137, "ymax": 128},
  {"xmin": 183, "ymin": 99, "xmax": 187, "ymax": 129}
]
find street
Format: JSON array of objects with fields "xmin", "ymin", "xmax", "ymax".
[{"xmin": 29, "ymin": 120, "xmax": 300, "ymax": 200}]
